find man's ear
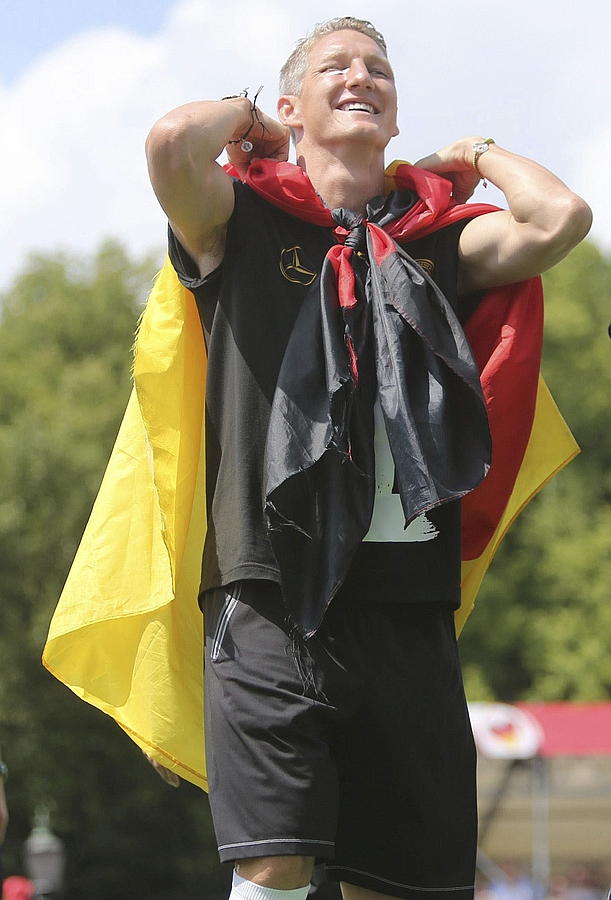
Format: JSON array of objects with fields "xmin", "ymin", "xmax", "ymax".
[{"xmin": 277, "ymin": 94, "xmax": 301, "ymax": 128}]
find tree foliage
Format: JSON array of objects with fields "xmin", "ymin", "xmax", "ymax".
[
  {"xmin": 0, "ymin": 243, "xmax": 229, "ymax": 899},
  {"xmin": 460, "ymin": 240, "xmax": 611, "ymax": 701},
  {"xmin": 0, "ymin": 238, "xmax": 608, "ymax": 896}
]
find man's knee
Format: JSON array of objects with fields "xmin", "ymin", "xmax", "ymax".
[
  {"xmin": 235, "ymin": 855, "xmax": 315, "ymax": 890},
  {"xmin": 340, "ymin": 883, "xmax": 403, "ymax": 900}
]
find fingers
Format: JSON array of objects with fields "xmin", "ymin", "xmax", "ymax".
[
  {"xmin": 156, "ymin": 764, "xmax": 181, "ymax": 788},
  {"xmin": 413, "ymin": 152, "xmax": 441, "ymax": 171},
  {"xmin": 412, "ymin": 156, "xmax": 479, "ymax": 204},
  {"xmin": 153, "ymin": 760, "xmax": 181, "ymax": 788},
  {"xmin": 450, "ymin": 170, "xmax": 481, "ymax": 204},
  {"xmin": 225, "ymin": 143, "xmax": 253, "ymax": 177},
  {"xmin": 225, "ymin": 133, "xmax": 290, "ymax": 176},
  {"xmin": 451, "ymin": 180, "xmax": 478, "ymax": 204},
  {"xmin": 143, "ymin": 751, "xmax": 181, "ymax": 788}
]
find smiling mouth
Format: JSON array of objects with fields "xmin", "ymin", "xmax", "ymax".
[{"xmin": 338, "ymin": 101, "xmax": 378, "ymax": 114}]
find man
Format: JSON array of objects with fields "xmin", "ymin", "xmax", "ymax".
[
  {"xmin": 142, "ymin": 16, "xmax": 590, "ymax": 900},
  {"xmin": 42, "ymin": 15, "xmax": 589, "ymax": 900}
]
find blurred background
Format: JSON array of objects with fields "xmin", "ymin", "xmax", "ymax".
[{"xmin": 0, "ymin": 2, "xmax": 609, "ymax": 898}]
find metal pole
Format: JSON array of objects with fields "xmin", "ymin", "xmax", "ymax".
[
  {"xmin": 531, "ymin": 755, "xmax": 550, "ymax": 900},
  {"xmin": 479, "ymin": 758, "xmax": 523, "ymax": 846},
  {"xmin": 477, "ymin": 847, "xmax": 511, "ymax": 884}
]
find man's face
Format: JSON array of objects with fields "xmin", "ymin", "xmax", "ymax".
[{"xmin": 283, "ymin": 30, "xmax": 399, "ymax": 152}]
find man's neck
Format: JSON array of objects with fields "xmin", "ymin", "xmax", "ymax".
[{"xmin": 295, "ymin": 141, "xmax": 386, "ymax": 215}]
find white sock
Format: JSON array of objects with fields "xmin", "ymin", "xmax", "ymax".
[{"xmin": 229, "ymin": 870, "xmax": 311, "ymax": 900}]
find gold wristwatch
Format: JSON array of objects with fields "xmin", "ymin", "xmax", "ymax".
[{"xmin": 473, "ymin": 138, "xmax": 495, "ymax": 186}]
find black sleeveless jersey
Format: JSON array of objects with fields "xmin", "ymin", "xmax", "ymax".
[{"xmin": 169, "ymin": 179, "xmax": 476, "ymax": 607}]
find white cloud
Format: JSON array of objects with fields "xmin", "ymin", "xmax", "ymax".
[
  {"xmin": 0, "ymin": 26, "xmax": 171, "ymax": 278},
  {"xmin": 575, "ymin": 127, "xmax": 611, "ymax": 251},
  {"xmin": 0, "ymin": 0, "xmax": 609, "ymax": 292}
]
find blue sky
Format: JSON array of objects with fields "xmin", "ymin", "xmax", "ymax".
[
  {"xmin": 0, "ymin": 0, "xmax": 609, "ymax": 291},
  {"xmin": 1, "ymin": 0, "xmax": 176, "ymax": 84}
]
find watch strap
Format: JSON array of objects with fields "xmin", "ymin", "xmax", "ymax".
[{"xmin": 473, "ymin": 138, "xmax": 495, "ymax": 186}]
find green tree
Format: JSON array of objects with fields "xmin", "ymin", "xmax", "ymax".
[
  {"xmin": 460, "ymin": 240, "xmax": 611, "ymax": 701},
  {"xmin": 0, "ymin": 243, "xmax": 228, "ymax": 900},
  {"xmin": 1, "ymin": 237, "xmax": 609, "ymax": 897}
]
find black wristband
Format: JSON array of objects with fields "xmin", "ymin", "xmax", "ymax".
[{"xmin": 223, "ymin": 87, "xmax": 265, "ymax": 152}]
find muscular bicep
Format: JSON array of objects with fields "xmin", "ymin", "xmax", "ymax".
[
  {"xmin": 458, "ymin": 211, "xmax": 550, "ymax": 294},
  {"xmin": 458, "ymin": 199, "xmax": 591, "ymax": 296}
]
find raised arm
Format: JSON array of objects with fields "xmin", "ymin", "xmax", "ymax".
[
  {"xmin": 146, "ymin": 98, "xmax": 290, "ymax": 275},
  {"xmin": 414, "ymin": 138, "xmax": 592, "ymax": 295}
]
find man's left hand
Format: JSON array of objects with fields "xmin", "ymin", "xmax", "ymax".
[
  {"xmin": 414, "ymin": 138, "xmax": 481, "ymax": 203},
  {"xmin": 414, "ymin": 137, "xmax": 592, "ymax": 294},
  {"xmin": 143, "ymin": 751, "xmax": 181, "ymax": 788}
]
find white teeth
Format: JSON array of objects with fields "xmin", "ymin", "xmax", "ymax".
[{"xmin": 342, "ymin": 102, "xmax": 375, "ymax": 113}]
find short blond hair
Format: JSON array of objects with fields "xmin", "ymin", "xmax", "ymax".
[{"xmin": 279, "ymin": 17, "xmax": 388, "ymax": 96}]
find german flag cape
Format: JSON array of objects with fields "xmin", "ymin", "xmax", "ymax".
[{"xmin": 43, "ymin": 161, "xmax": 579, "ymax": 790}]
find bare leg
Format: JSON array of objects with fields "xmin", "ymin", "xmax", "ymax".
[
  {"xmin": 341, "ymin": 883, "xmax": 403, "ymax": 900},
  {"xmin": 235, "ymin": 856, "xmax": 315, "ymax": 890}
]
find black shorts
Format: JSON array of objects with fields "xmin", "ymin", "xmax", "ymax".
[{"xmin": 203, "ymin": 579, "xmax": 477, "ymax": 900}]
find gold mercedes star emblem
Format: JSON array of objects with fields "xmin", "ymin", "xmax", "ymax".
[{"xmin": 279, "ymin": 246, "xmax": 318, "ymax": 286}]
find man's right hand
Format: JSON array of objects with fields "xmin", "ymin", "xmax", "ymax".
[
  {"xmin": 146, "ymin": 98, "xmax": 289, "ymax": 277},
  {"xmin": 225, "ymin": 103, "xmax": 290, "ymax": 178}
]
